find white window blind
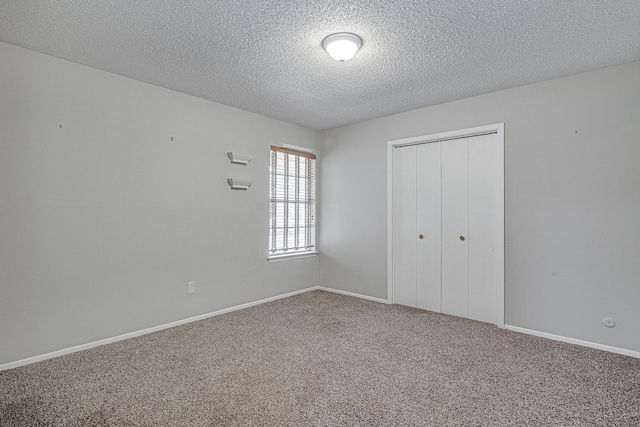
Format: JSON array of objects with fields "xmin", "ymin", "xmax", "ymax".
[{"xmin": 269, "ymin": 145, "xmax": 316, "ymax": 257}]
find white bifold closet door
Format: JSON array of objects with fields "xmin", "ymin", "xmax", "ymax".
[{"xmin": 393, "ymin": 133, "xmax": 500, "ymax": 324}]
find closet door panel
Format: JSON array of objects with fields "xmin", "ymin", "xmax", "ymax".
[
  {"xmin": 393, "ymin": 145, "xmax": 417, "ymax": 307},
  {"xmin": 441, "ymin": 139, "xmax": 469, "ymax": 318},
  {"xmin": 416, "ymin": 143, "xmax": 442, "ymax": 312},
  {"xmin": 468, "ymin": 134, "xmax": 500, "ymax": 323}
]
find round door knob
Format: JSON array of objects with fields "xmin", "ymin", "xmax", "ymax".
[
  {"xmin": 460, "ymin": 235, "xmax": 465, "ymax": 241},
  {"xmin": 419, "ymin": 234, "xmax": 424, "ymax": 239}
]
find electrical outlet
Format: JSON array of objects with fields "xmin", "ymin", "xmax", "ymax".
[{"xmin": 187, "ymin": 281, "xmax": 196, "ymax": 295}]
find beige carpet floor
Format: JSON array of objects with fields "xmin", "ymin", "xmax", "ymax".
[{"xmin": 1, "ymin": 290, "xmax": 639, "ymax": 426}]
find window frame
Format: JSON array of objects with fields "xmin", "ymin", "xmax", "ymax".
[{"xmin": 268, "ymin": 145, "xmax": 318, "ymax": 261}]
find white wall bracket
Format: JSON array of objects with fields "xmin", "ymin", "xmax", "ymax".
[
  {"xmin": 227, "ymin": 178, "xmax": 253, "ymax": 190},
  {"xmin": 227, "ymin": 152, "xmax": 253, "ymax": 165}
]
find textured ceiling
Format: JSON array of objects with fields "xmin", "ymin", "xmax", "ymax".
[{"xmin": 1, "ymin": 1, "xmax": 639, "ymax": 130}]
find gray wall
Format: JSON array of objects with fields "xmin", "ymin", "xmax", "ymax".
[
  {"xmin": 2, "ymin": 39, "xmax": 639, "ymax": 364},
  {"xmin": 0, "ymin": 42, "xmax": 319, "ymax": 365},
  {"xmin": 319, "ymin": 61, "xmax": 640, "ymax": 353}
]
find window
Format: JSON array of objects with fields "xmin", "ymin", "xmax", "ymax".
[{"xmin": 269, "ymin": 145, "xmax": 316, "ymax": 259}]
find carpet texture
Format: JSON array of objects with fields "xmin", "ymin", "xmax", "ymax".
[{"xmin": 1, "ymin": 290, "xmax": 639, "ymax": 426}]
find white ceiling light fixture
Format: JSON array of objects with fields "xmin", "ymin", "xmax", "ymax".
[{"xmin": 322, "ymin": 32, "xmax": 363, "ymax": 62}]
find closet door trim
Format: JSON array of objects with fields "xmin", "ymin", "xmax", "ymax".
[{"xmin": 387, "ymin": 123, "xmax": 505, "ymax": 327}]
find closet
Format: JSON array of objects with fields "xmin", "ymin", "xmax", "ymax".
[{"xmin": 391, "ymin": 125, "xmax": 504, "ymax": 326}]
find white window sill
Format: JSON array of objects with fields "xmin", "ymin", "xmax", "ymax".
[{"xmin": 268, "ymin": 251, "xmax": 319, "ymax": 263}]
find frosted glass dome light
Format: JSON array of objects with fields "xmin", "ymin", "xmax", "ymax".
[{"xmin": 322, "ymin": 33, "xmax": 363, "ymax": 62}]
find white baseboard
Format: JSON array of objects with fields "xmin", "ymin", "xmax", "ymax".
[
  {"xmin": 505, "ymin": 325, "xmax": 640, "ymax": 359},
  {"xmin": 16, "ymin": 289, "xmax": 630, "ymax": 371},
  {"xmin": 0, "ymin": 286, "xmax": 318, "ymax": 372},
  {"xmin": 316, "ymin": 286, "xmax": 390, "ymax": 304}
]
